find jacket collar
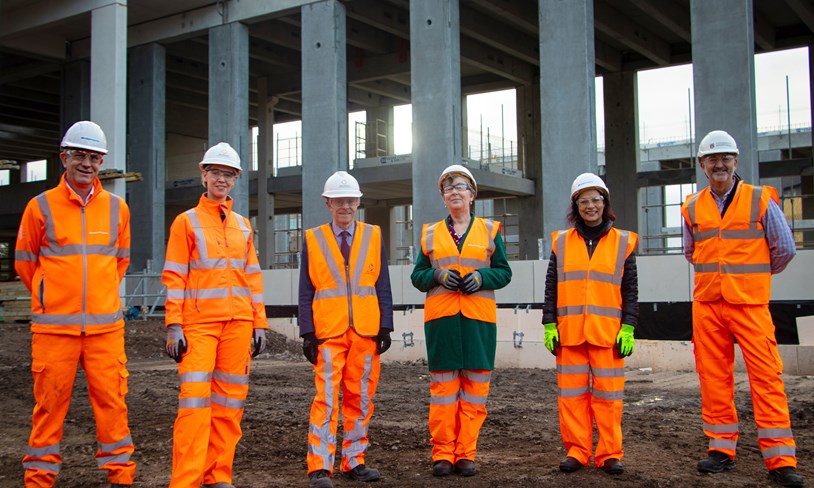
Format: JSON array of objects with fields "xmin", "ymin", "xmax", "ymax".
[{"xmin": 197, "ymin": 193, "xmax": 234, "ymax": 216}]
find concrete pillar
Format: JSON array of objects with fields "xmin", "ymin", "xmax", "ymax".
[
  {"xmin": 91, "ymin": 3, "xmax": 127, "ymax": 198},
  {"xmin": 539, "ymin": 0, "xmax": 597, "ymax": 255},
  {"xmin": 128, "ymin": 43, "xmax": 166, "ymax": 273},
  {"xmin": 516, "ymin": 84, "xmax": 544, "ymax": 259},
  {"xmin": 804, "ymin": 45, "xmax": 814, "ymax": 247},
  {"xmin": 209, "ymin": 22, "xmax": 250, "ymax": 217},
  {"xmin": 691, "ymin": 0, "xmax": 758, "ymax": 187},
  {"xmin": 410, "ymin": 0, "xmax": 462, "ymax": 248},
  {"xmin": 257, "ymin": 77, "xmax": 276, "ymax": 268},
  {"xmin": 603, "ymin": 71, "xmax": 640, "ymax": 232},
  {"xmin": 364, "ymin": 106, "xmax": 394, "ymax": 157},
  {"xmin": 60, "ymin": 60, "xmax": 90, "ymax": 134},
  {"xmin": 301, "ymin": 0, "xmax": 347, "ymax": 231}
]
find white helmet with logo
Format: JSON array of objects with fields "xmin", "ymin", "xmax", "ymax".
[
  {"xmin": 438, "ymin": 164, "xmax": 477, "ymax": 197},
  {"xmin": 322, "ymin": 171, "xmax": 363, "ymax": 198},
  {"xmin": 199, "ymin": 142, "xmax": 242, "ymax": 172},
  {"xmin": 697, "ymin": 130, "xmax": 739, "ymax": 159},
  {"xmin": 61, "ymin": 121, "xmax": 108, "ymax": 154},
  {"xmin": 570, "ymin": 172, "xmax": 609, "ymax": 200}
]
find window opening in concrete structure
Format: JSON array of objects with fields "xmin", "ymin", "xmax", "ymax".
[
  {"xmin": 348, "ymin": 111, "xmax": 365, "ymax": 167},
  {"xmin": 393, "ymin": 104, "xmax": 412, "ymax": 155},
  {"xmin": 465, "ymin": 89, "xmax": 518, "ymax": 174},
  {"xmin": 273, "ymin": 212, "xmax": 302, "ymax": 269},
  {"xmin": 274, "ymin": 120, "xmax": 302, "ymax": 176},
  {"xmin": 0, "ymin": 170, "xmax": 8, "ymax": 186},
  {"xmin": 23, "ymin": 160, "xmax": 46, "ymax": 183},
  {"xmin": 392, "ymin": 205, "xmax": 413, "ymax": 265}
]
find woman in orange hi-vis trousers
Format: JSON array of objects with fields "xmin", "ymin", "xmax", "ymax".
[
  {"xmin": 162, "ymin": 142, "xmax": 268, "ymax": 488},
  {"xmin": 542, "ymin": 173, "xmax": 639, "ymax": 476},
  {"xmin": 411, "ymin": 164, "xmax": 512, "ymax": 478}
]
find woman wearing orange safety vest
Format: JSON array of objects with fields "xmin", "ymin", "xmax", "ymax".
[
  {"xmin": 542, "ymin": 173, "xmax": 639, "ymax": 476},
  {"xmin": 410, "ymin": 164, "xmax": 512, "ymax": 478},
  {"xmin": 162, "ymin": 142, "xmax": 268, "ymax": 488}
]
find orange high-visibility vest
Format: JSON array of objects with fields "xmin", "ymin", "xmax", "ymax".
[
  {"xmin": 14, "ymin": 175, "xmax": 130, "ymax": 335},
  {"xmin": 162, "ymin": 194, "xmax": 267, "ymax": 329},
  {"xmin": 305, "ymin": 222, "xmax": 382, "ymax": 340},
  {"xmin": 421, "ymin": 217, "xmax": 500, "ymax": 323},
  {"xmin": 552, "ymin": 227, "xmax": 637, "ymax": 347},
  {"xmin": 681, "ymin": 181, "xmax": 777, "ymax": 304}
]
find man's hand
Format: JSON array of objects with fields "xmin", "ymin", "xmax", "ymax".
[
  {"xmin": 302, "ymin": 332, "xmax": 319, "ymax": 365},
  {"xmin": 543, "ymin": 323, "xmax": 559, "ymax": 356},
  {"xmin": 252, "ymin": 329, "xmax": 267, "ymax": 358},
  {"xmin": 459, "ymin": 271, "xmax": 483, "ymax": 295},
  {"xmin": 376, "ymin": 329, "xmax": 392, "ymax": 355},
  {"xmin": 433, "ymin": 268, "xmax": 461, "ymax": 291},
  {"xmin": 616, "ymin": 324, "xmax": 635, "ymax": 358},
  {"xmin": 165, "ymin": 324, "xmax": 187, "ymax": 363}
]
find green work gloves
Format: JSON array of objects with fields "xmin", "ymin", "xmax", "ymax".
[
  {"xmin": 616, "ymin": 324, "xmax": 635, "ymax": 358},
  {"xmin": 543, "ymin": 323, "xmax": 559, "ymax": 356}
]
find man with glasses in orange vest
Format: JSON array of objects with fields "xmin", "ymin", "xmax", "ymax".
[
  {"xmin": 298, "ymin": 171, "xmax": 393, "ymax": 488},
  {"xmin": 15, "ymin": 121, "xmax": 136, "ymax": 487},
  {"xmin": 682, "ymin": 130, "xmax": 803, "ymax": 487}
]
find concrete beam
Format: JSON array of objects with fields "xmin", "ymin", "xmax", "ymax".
[
  {"xmin": 353, "ymin": 79, "xmax": 410, "ymax": 103},
  {"xmin": 460, "ymin": 36, "xmax": 535, "ymax": 85},
  {"xmin": 459, "ymin": 5, "xmax": 539, "ymax": 65},
  {"xmin": 754, "ymin": 10, "xmax": 777, "ymax": 51},
  {"xmin": 467, "ymin": 0, "xmax": 537, "ymax": 35},
  {"xmin": 0, "ymin": 0, "xmax": 120, "ymax": 39},
  {"xmin": 595, "ymin": 0, "xmax": 671, "ymax": 66},
  {"xmin": 0, "ymin": 61, "xmax": 60, "ymax": 85},
  {"xmin": 595, "ymin": 39, "xmax": 622, "ymax": 72},
  {"xmin": 785, "ymin": 0, "xmax": 814, "ymax": 34},
  {"xmin": 627, "ymin": 0, "xmax": 691, "ymax": 42}
]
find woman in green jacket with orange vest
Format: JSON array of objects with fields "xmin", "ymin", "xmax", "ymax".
[{"xmin": 411, "ymin": 164, "xmax": 512, "ymax": 478}]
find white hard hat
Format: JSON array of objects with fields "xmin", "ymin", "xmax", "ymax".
[
  {"xmin": 322, "ymin": 171, "xmax": 363, "ymax": 198},
  {"xmin": 61, "ymin": 121, "xmax": 108, "ymax": 154},
  {"xmin": 438, "ymin": 164, "xmax": 477, "ymax": 196},
  {"xmin": 200, "ymin": 142, "xmax": 242, "ymax": 172},
  {"xmin": 570, "ymin": 172, "xmax": 609, "ymax": 200},
  {"xmin": 697, "ymin": 130, "xmax": 739, "ymax": 158}
]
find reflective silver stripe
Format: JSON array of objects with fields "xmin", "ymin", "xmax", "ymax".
[
  {"xmin": 693, "ymin": 228, "xmax": 719, "ymax": 242},
  {"xmin": 592, "ymin": 388, "xmax": 624, "ymax": 401},
  {"xmin": 483, "ymin": 219, "xmax": 497, "ymax": 254},
  {"xmin": 213, "ymin": 369, "xmax": 249, "ymax": 385},
  {"xmin": 721, "ymin": 263, "xmax": 772, "ymax": 274},
  {"xmin": 686, "ymin": 192, "xmax": 701, "ymax": 229},
  {"xmin": 468, "ymin": 289, "xmax": 495, "ymax": 300},
  {"xmin": 166, "ymin": 289, "xmax": 185, "ymax": 300},
  {"xmin": 425, "ymin": 223, "xmax": 436, "ymax": 267},
  {"xmin": 349, "ymin": 226, "xmax": 374, "ymax": 295},
  {"xmin": 179, "ymin": 371, "xmax": 212, "ymax": 383},
  {"xmin": 27, "ymin": 443, "xmax": 59, "ymax": 457},
  {"xmin": 196, "ymin": 287, "xmax": 231, "ymax": 299},
  {"xmin": 460, "ymin": 257, "xmax": 488, "ymax": 268},
  {"xmin": 721, "ymin": 229, "xmax": 766, "ymax": 239},
  {"xmin": 231, "ymin": 286, "xmax": 251, "ymax": 297},
  {"xmin": 108, "ymin": 194, "xmax": 121, "ymax": 247},
  {"xmin": 163, "ymin": 260, "xmax": 188, "ymax": 274},
  {"xmin": 435, "ymin": 256, "xmax": 459, "ymax": 267},
  {"xmin": 186, "ymin": 209, "xmax": 209, "ymax": 260},
  {"xmin": 588, "ymin": 271, "xmax": 615, "ymax": 283},
  {"xmin": 611, "ymin": 230, "xmax": 630, "ymax": 286},
  {"xmin": 586, "ymin": 304, "xmax": 622, "ymax": 319},
  {"xmin": 358, "ymin": 354, "xmax": 373, "ymax": 419},
  {"xmin": 704, "ymin": 422, "xmax": 738, "ymax": 434},
  {"xmin": 427, "ymin": 286, "xmax": 457, "ymax": 298},
  {"xmin": 556, "ymin": 364, "xmax": 590, "ymax": 375},
  {"xmin": 592, "ymin": 367, "xmax": 625, "ymax": 378},
  {"xmin": 460, "ymin": 390, "xmax": 488, "ymax": 405},
  {"xmin": 762, "ymin": 446, "xmax": 796, "ymax": 459},
  {"xmin": 40, "ymin": 243, "xmax": 120, "ymax": 257},
  {"xmin": 252, "ymin": 293, "xmax": 264, "ymax": 303},
  {"xmin": 211, "ymin": 392, "xmax": 245, "ymax": 410},
  {"xmin": 231, "ymin": 258, "xmax": 247, "ymax": 270},
  {"xmin": 97, "ymin": 435, "xmax": 133, "ymax": 453},
  {"xmin": 309, "ymin": 422, "xmax": 336, "ymax": 471},
  {"xmin": 461, "ymin": 370, "xmax": 491, "ymax": 383},
  {"xmin": 750, "ymin": 186, "xmax": 763, "ymax": 224},
  {"xmin": 694, "ymin": 263, "xmax": 719, "ymax": 273},
  {"xmin": 190, "ymin": 257, "xmax": 227, "ymax": 270},
  {"xmin": 22, "ymin": 460, "xmax": 60, "ymax": 473},
  {"xmin": 556, "ymin": 231, "xmax": 567, "ymax": 282},
  {"xmin": 36, "ymin": 193, "xmax": 57, "ymax": 246},
  {"xmin": 758, "ymin": 428, "xmax": 794, "ymax": 439},
  {"xmin": 235, "ymin": 213, "xmax": 252, "ymax": 260},
  {"xmin": 117, "ymin": 248, "xmax": 130, "ymax": 258},
  {"xmin": 310, "ymin": 346, "xmax": 336, "ymax": 471},
  {"xmin": 15, "ymin": 250, "xmax": 38, "ymax": 261},
  {"xmin": 557, "ymin": 305, "xmax": 584, "ymax": 316},
  {"xmin": 97, "ymin": 452, "xmax": 131, "ymax": 468},
  {"xmin": 311, "ymin": 227, "xmax": 348, "ymax": 300},
  {"xmin": 179, "ymin": 397, "xmax": 211, "ymax": 408},
  {"xmin": 33, "ymin": 311, "xmax": 122, "ymax": 325},
  {"xmin": 342, "ymin": 354, "xmax": 374, "ymax": 464},
  {"xmin": 562, "ymin": 270, "xmax": 586, "ymax": 282},
  {"xmin": 709, "ymin": 439, "xmax": 737, "ymax": 450},
  {"xmin": 559, "ymin": 386, "xmax": 590, "ymax": 397},
  {"xmin": 431, "ymin": 371, "xmax": 459, "ymax": 383},
  {"xmin": 245, "ymin": 263, "xmax": 261, "ymax": 274},
  {"xmin": 430, "ymin": 393, "xmax": 459, "ymax": 405}
]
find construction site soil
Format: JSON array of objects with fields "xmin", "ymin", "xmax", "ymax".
[{"xmin": 0, "ymin": 319, "xmax": 812, "ymax": 487}]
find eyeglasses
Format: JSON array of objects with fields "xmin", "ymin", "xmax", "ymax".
[
  {"xmin": 442, "ymin": 183, "xmax": 472, "ymax": 194},
  {"xmin": 206, "ymin": 168, "xmax": 239, "ymax": 181},
  {"xmin": 701, "ymin": 154, "xmax": 736, "ymax": 164},
  {"xmin": 577, "ymin": 195, "xmax": 605, "ymax": 208},
  {"xmin": 64, "ymin": 149, "xmax": 103, "ymax": 164},
  {"xmin": 329, "ymin": 198, "xmax": 360, "ymax": 208}
]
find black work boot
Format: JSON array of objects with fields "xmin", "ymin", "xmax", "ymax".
[
  {"xmin": 602, "ymin": 458, "xmax": 624, "ymax": 474},
  {"xmin": 342, "ymin": 464, "xmax": 380, "ymax": 482},
  {"xmin": 697, "ymin": 450, "xmax": 735, "ymax": 474},
  {"xmin": 768, "ymin": 466, "xmax": 804, "ymax": 487},
  {"xmin": 559, "ymin": 456, "xmax": 583, "ymax": 472},
  {"xmin": 308, "ymin": 470, "xmax": 333, "ymax": 488},
  {"xmin": 432, "ymin": 460, "xmax": 453, "ymax": 476},
  {"xmin": 454, "ymin": 459, "xmax": 477, "ymax": 477}
]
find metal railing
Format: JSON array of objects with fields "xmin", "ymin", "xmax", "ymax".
[{"xmin": 122, "ymin": 271, "xmax": 165, "ymax": 319}]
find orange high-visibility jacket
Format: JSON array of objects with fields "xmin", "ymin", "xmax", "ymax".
[
  {"xmin": 162, "ymin": 194, "xmax": 267, "ymax": 329},
  {"xmin": 14, "ymin": 175, "xmax": 130, "ymax": 335},
  {"xmin": 305, "ymin": 222, "xmax": 382, "ymax": 340},
  {"xmin": 552, "ymin": 227, "xmax": 637, "ymax": 347},
  {"xmin": 681, "ymin": 181, "xmax": 777, "ymax": 304},
  {"xmin": 421, "ymin": 217, "xmax": 500, "ymax": 323}
]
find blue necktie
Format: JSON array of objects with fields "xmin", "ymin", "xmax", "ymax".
[{"xmin": 340, "ymin": 230, "xmax": 351, "ymax": 264}]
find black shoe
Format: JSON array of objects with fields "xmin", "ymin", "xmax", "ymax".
[
  {"xmin": 308, "ymin": 470, "xmax": 333, "ymax": 488},
  {"xmin": 602, "ymin": 458, "xmax": 624, "ymax": 475},
  {"xmin": 432, "ymin": 460, "xmax": 453, "ymax": 477},
  {"xmin": 454, "ymin": 459, "xmax": 477, "ymax": 477},
  {"xmin": 769, "ymin": 467, "xmax": 805, "ymax": 487},
  {"xmin": 559, "ymin": 456, "xmax": 583, "ymax": 472},
  {"xmin": 697, "ymin": 450, "xmax": 735, "ymax": 474},
  {"xmin": 342, "ymin": 464, "xmax": 380, "ymax": 482}
]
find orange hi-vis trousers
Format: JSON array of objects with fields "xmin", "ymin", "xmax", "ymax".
[
  {"xmin": 429, "ymin": 369, "xmax": 492, "ymax": 464},
  {"xmin": 556, "ymin": 343, "xmax": 625, "ymax": 467},
  {"xmin": 307, "ymin": 328, "xmax": 380, "ymax": 475},
  {"xmin": 170, "ymin": 319, "xmax": 253, "ymax": 488},
  {"xmin": 693, "ymin": 299, "xmax": 797, "ymax": 470},
  {"xmin": 23, "ymin": 329, "xmax": 136, "ymax": 488}
]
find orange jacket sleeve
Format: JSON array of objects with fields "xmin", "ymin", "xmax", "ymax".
[
  {"xmin": 162, "ymin": 213, "xmax": 193, "ymax": 326},
  {"xmin": 243, "ymin": 216, "xmax": 268, "ymax": 330},
  {"xmin": 14, "ymin": 198, "xmax": 45, "ymax": 292}
]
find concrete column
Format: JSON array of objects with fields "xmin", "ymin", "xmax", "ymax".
[
  {"xmin": 410, "ymin": 0, "xmax": 462, "ymax": 248},
  {"xmin": 301, "ymin": 0, "xmax": 347, "ymax": 231},
  {"xmin": 128, "ymin": 43, "xmax": 166, "ymax": 273},
  {"xmin": 91, "ymin": 3, "xmax": 127, "ymax": 198},
  {"xmin": 364, "ymin": 106, "xmax": 394, "ymax": 157},
  {"xmin": 209, "ymin": 22, "xmax": 250, "ymax": 217},
  {"xmin": 603, "ymin": 71, "xmax": 640, "ymax": 232},
  {"xmin": 516, "ymin": 84, "xmax": 544, "ymax": 259},
  {"xmin": 257, "ymin": 77, "xmax": 276, "ymax": 268},
  {"xmin": 804, "ymin": 45, "xmax": 814, "ymax": 246},
  {"xmin": 539, "ymin": 0, "xmax": 597, "ymax": 255},
  {"xmin": 691, "ymin": 0, "xmax": 757, "ymax": 186},
  {"xmin": 60, "ymin": 60, "xmax": 90, "ymax": 134}
]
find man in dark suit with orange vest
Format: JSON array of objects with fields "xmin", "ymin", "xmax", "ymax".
[{"xmin": 682, "ymin": 130, "xmax": 803, "ymax": 487}]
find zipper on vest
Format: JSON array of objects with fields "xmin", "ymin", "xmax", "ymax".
[
  {"xmin": 81, "ymin": 206, "xmax": 87, "ymax": 333},
  {"xmin": 345, "ymin": 262, "xmax": 354, "ymax": 328},
  {"xmin": 39, "ymin": 275, "xmax": 45, "ymax": 312}
]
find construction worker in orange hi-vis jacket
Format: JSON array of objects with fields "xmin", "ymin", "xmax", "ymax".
[
  {"xmin": 15, "ymin": 121, "xmax": 136, "ymax": 488},
  {"xmin": 299, "ymin": 171, "xmax": 394, "ymax": 488},
  {"xmin": 162, "ymin": 142, "xmax": 268, "ymax": 488},
  {"xmin": 682, "ymin": 130, "xmax": 803, "ymax": 488}
]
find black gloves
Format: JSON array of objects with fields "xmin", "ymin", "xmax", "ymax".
[
  {"xmin": 302, "ymin": 332, "xmax": 319, "ymax": 365},
  {"xmin": 433, "ymin": 268, "xmax": 461, "ymax": 290},
  {"xmin": 376, "ymin": 329, "xmax": 392, "ymax": 355},
  {"xmin": 459, "ymin": 271, "xmax": 483, "ymax": 295}
]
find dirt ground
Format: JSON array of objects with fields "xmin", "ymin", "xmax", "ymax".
[{"xmin": 0, "ymin": 320, "xmax": 812, "ymax": 488}]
